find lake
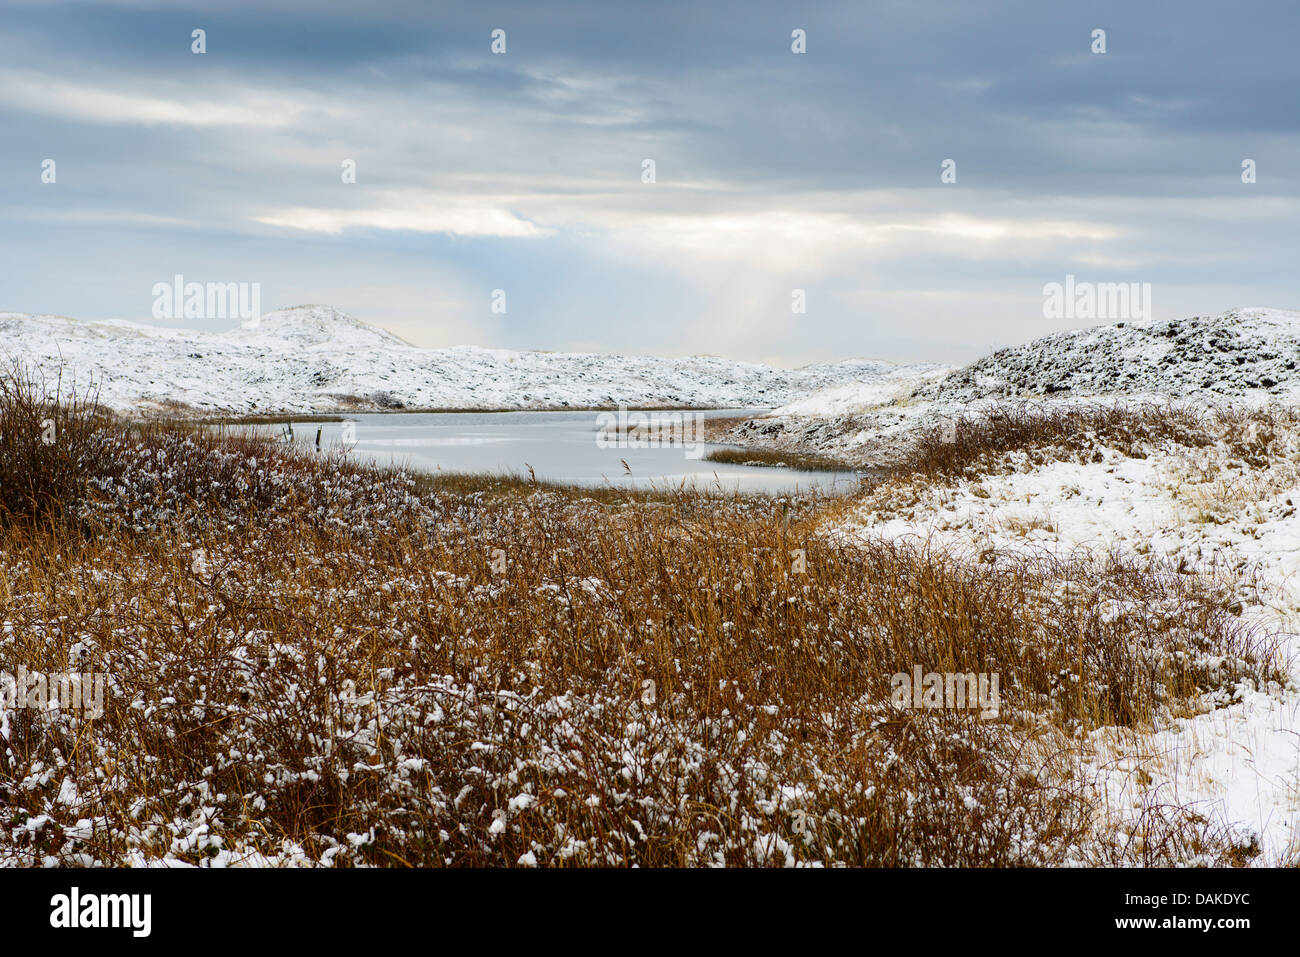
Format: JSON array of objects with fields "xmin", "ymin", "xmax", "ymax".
[{"xmin": 256, "ymin": 409, "xmax": 859, "ymax": 495}]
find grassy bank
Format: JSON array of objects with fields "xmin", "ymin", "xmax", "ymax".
[{"xmin": 704, "ymin": 445, "xmax": 860, "ymax": 473}]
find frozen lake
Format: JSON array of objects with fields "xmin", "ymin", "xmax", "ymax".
[{"xmin": 255, "ymin": 409, "xmax": 860, "ymax": 495}]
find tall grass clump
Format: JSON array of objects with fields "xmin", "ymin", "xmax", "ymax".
[
  {"xmin": 898, "ymin": 404, "xmax": 1214, "ymax": 482},
  {"xmin": 0, "ymin": 363, "xmax": 118, "ymax": 526},
  {"xmin": 894, "ymin": 402, "xmax": 1300, "ymax": 485}
]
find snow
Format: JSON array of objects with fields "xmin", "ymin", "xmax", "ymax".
[
  {"xmin": 914, "ymin": 306, "xmax": 1300, "ymax": 405},
  {"xmin": 838, "ymin": 442, "xmax": 1300, "ymax": 864},
  {"xmin": 812, "ymin": 308, "xmax": 1300, "ymax": 864},
  {"xmin": 0, "ymin": 304, "xmax": 918, "ymax": 415},
  {"xmin": 771, "ymin": 364, "xmax": 951, "ymax": 416},
  {"xmin": 738, "ymin": 307, "xmax": 1300, "ymax": 470}
]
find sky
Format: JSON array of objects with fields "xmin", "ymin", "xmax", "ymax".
[{"xmin": 2, "ymin": 0, "xmax": 1299, "ymax": 366}]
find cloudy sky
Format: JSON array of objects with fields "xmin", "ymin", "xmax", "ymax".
[{"xmin": 2, "ymin": 0, "xmax": 1298, "ymax": 365}]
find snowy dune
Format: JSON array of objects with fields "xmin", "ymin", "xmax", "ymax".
[
  {"xmin": 838, "ymin": 434, "xmax": 1300, "ymax": 864},
  {"xmin": 915, "ymin": 306, "xmax": 1300, "ymax": 404},
  {"xmin": 779, "ymin": 306, "xmax": 1300, "ymax": 420},
  {"xmin": 0, "ymin": 304, "xmax": 918, "ymax": 415},
  {"xmin": 799, "ymin": 306, "xmax": 1300, "ymax": 865},
  {"xmin": 739, "ymin": 307, "xmax": 1300, "ymax": 469}
]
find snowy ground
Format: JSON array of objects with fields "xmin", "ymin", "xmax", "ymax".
[
  {"xmin": 836, "ymin": 437, "xmax": 1300, "ymax": 864},
  {"xmin": 783, "ymin": 307, "xmax": 1300, "ymax": 865},
  {"xmin": 0, "ymin": 305, "xmax": 917, "ymax": 415}
]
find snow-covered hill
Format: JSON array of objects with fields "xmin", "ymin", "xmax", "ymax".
[
  {"xmin": 914, "ymin": 306, "xmax": 1300, "ymax": 405},
  {"xmin": 727, "ymin": 307, "xmax": 1300, "ymax": 470},
  {"xmin": 0, "ymin": 305, "xmax": 915, "ymax": 415}
]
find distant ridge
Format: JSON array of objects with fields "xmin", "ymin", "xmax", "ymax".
[{"xmin": 0, "ymin": 305, "xmax": 916, "ymax": 415}]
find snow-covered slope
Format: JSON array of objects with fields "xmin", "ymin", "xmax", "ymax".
[
  {"xmin": 833, "ymin": 415, "xmax": 1300, "ymax": 864},
  {"xmin": 915, "ymin": 307, "xmax": 1300, "ymax": 404},
  {"xmin": 0, "ymin": 305, "xmax": 914, "ymax": 415},
  {"xmin": 802, "ymin": 307, "xmax": 1300, "ymax": 863},
  {"xmin": 740, "ymin": 307, "xmax": 1300, "ymax": 469},
  {"xmin": 776, "ymin": 364, "xmax": 951, "ymax": 416}
]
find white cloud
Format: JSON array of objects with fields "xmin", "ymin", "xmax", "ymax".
[
  {"xmin": 0, "ymin": 68, "xmax": 308, "ymax": 127},
  {"xmin": 255, "ymin": 197, "xmax": 554, "ymax": 239}
]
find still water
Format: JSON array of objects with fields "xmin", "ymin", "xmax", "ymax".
[{"xmin": 260, "ymin": 409, "xmax": 859, "ymax": 495}]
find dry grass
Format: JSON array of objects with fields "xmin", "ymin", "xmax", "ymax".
[
  {"xmin": 893, "ymin": 402, "xmax": 1300, "ymax": 485},
  {"xmin": 0, "ymin": 362, "xmax": 119, "ymax": 526},
  {"xmin": 703, "ymin": 446, "xmax": 859, "ymax": 473},
  {"xmin": 0, "ymin": 373, "xmax": 1280, "ymax": 867},
  {"xmin": 896, "ymin": 404, "xmax": 1208, "ymax": 482}
]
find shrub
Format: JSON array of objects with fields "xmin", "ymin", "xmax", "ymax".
[{"xmin": 0, "ymin": 363, "xmax": 117, "ymax": 526}]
